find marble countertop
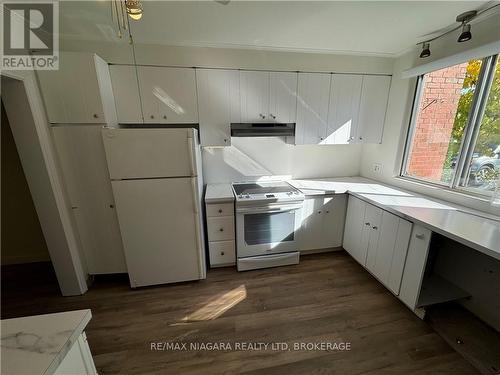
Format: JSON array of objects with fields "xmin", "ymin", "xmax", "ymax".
[
  {"xmin": 289, "ymin": 177, "xmax": 500, "ymax": 261},
  {"xmin": 1, "ymin": 309, "xmax": 92, "ymax": 375},
  {"xmin": 205, "ymin": 183, "xmax": 235, "ymax": 203}
]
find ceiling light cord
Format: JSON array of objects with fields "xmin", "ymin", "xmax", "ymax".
[{"xmin": 416, "ymin": 3, "xmax": 500, "ymax": 58}]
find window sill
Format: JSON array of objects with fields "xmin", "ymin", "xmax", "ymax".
[{"xmin": 394, "ymin": 175, "xmax": 492, "ymax": 204}]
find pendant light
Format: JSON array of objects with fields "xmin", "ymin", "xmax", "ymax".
[{"xmin": 125, "ymin": 0, "xmax": 143, "ymax": 21}]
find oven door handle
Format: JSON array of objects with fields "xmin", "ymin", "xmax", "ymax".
[{"xmin": 236, "ymin": 204, "xmax": 302, "ymax": 214}]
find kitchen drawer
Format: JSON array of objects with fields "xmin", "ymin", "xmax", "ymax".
[
  {"xmin": 206, "ymin": 202, "xmax": 234, "ymax": 217},
  {"xmin": 207, "ymin": 216, "xmax": 235, "ymax": 241},
  {"xmin": 209, "ymin": 240, "xmax": 236, "ymax": 267}
]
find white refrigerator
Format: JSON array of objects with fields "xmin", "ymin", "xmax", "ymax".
[{"xmin": 102, "ymin": 127, "xmax": 206, "ymax": 287}]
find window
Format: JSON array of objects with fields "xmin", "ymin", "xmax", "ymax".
[{"xmin": 402, "ymin": 54, "xmax": 500, "ymax": 196}]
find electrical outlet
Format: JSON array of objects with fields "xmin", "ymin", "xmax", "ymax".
[{"xmin": 373, "ymin": 163, "xmax": 382, "ymax": 174}]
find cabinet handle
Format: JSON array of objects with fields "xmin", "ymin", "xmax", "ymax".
[
  {"xmin": 93, "ymin": 114, "xmax": 99, "ymax": 118},
  {"xmin": 163, "ymin": 115, "xmax": 167, "ymax": 120},
  {"xmin": 220, "ymin": 251, "xmax": 225, "ymax": 256},
  {"xmin": 365, "ymin": 222, "xmax": 370, "ymax": 226},
  {"xmin": 372, "ymin": 226, "xmax": 378, "ymax": 230},
  {"xmin": 270, "ymin": 114, "xmax": 276, "ymax": 119},
  {"xmin": 219, "ymin": 228, "xmax": 224, "ymax": 232},
  {"xmin": 224, "ymin": 138, "xmax": 228, "ymax": 143},
  {"xmin": 359, "ymin": 136, "xmax": 363, "ymax": 140},
  {"xmin": 109, "ymin": 204, "xmax": 114, "ymax": 208},
  {"xmin": 320, "ymin": 137, "xmax": 324, "ymax": 141},
  {"xmin": 150, "ymin": 115, "xmax": 154, "ymax": 119},
  {"xmin": 259, "ymin": 113, "xmax": 266, "ymax": 119},
  {"xmin": 218, "ymin": 209, "xmax": 223, "ymax": 213},
  {"xmin": 415, "ymin": 233, "xmax": 425, "ymax": 240},
  {"xmin": 318, "ymin": 210, "xmax": 322, "ymax": 214},
  {"xmin": 326, "ymin": 210, "xmax": 330, "ymax": 214}
]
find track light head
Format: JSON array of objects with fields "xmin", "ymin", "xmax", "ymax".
[
  {"xmin": 420, "ymin": 42, "xmax": 431, "ymax": 58},
  {"xmin": 458, "ymin": 23, "xmax": 472, "ymax": 42}
]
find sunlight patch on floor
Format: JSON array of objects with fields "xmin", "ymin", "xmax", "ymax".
[{"xmin": 181, "ymin": 285, "xmax": 247, "ymax": 322}]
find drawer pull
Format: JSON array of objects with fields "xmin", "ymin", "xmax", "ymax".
[
  {"xmin": 372, "ymin": 226, "xmax": 378, "ymax": 230},
  {"xmin": 318, "ymin": 210, "xmax": 322, "ymax": 214},
  {"xmin": 220, "ymin": 251, "xmax": 225, "ymax": 256},
  {"xmin": 219, "ymin": 228, "xmax": 224, "ymax": 232},
  {"xmin": 365, "ymin": 222, "xmax": 370, "ymax": 226},
  {"xmin": 218, "ymin": 209, "xmax": 223, "ymax": 213}
]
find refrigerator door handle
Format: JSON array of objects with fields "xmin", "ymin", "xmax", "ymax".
[
  {"xmin": 191, "ymin": 176, "xmax": 204, "ymax": 277},
  {"xmin": 187, "ymin": 136, "xmax": 195, "ymax": 176}
]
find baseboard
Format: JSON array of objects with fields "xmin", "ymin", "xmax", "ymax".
[{"xmin": 300, "ymin": 247, "xmax": 344, "ymax": 255}]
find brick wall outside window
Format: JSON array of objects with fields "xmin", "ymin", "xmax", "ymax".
[{"xmin": 407, "ymin": 63, "xmax": 468, "ymax": 181}]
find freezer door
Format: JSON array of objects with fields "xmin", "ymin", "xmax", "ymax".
[
  {"xmin": 102, "ymin": 127, "xmax": 198, "ymax": 179},
  {"xmin": 112, "ymin": 177, "xmax": 204, "ymax": 287}
]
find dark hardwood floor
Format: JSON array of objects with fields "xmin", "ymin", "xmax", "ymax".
[{"xmin": 1, "ymin": 252, "xmax": 480, "ymax": 374}]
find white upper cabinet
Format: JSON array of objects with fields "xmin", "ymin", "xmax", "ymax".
[
  {"xmin": 109, "ymin": 65, "xmax": 143, "ymax": 124},
  {"xmin": 357, "ymin": 75, "xmax": 391, "ymax": 143},
  {"xmin": 37, "ymin": 53, "xmax": 117, "ymax": 125},
  {"xmin": 269, "ymin": 72, "xmax": 298, "ymax": 123},
  {"xmin": 240, "ymin": 71, "xmax": 270, "ymax": 122},
  {"xmin": 325, "ymin": 74, "xmax": 362, "ymax": 144},
  {"xmin": 295, "ymin": 72, "xmax": 331, "ymax": 145},
  {"xmin": 196, "ymin": 69, "xmax": 240, "ymax": 147},
  {"xmin": 137, "ymin": 66, "xmax": 198, "ymax": 124},
  {"xmin": 240, "ymin": 70, "xmax": 298, "ymax": 123}
]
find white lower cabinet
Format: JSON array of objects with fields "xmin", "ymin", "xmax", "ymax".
[
  {"xmin": 205, "ymin": 201, "xmax": 236, "ymax": 267},
  {"xmin": 343, "ymin": 196, "xmax": 413, "ymax": 296},
  {"xmin": 399, "ymin": 225, "xmax": 432, "ymax": 309},
  {"xmin": 365, "ymin": 210, "xmax": 412, "ymax": 295},
  {"xmin": 299, "ymin": 195, "xmax": 347, "ymax": 251},
  {"xmin": 54, "ymin": 332, "xmax": 97, "ymax": 375}
]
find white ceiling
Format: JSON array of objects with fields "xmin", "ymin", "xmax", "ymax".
[{"xmin": 60, "ymin": 1, "xmax": 495, "ymax": 57}]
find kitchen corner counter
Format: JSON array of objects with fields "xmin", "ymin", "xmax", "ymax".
[
  {"xmin": 205, "ymin": 183, "xmax": 235, "ymax": 203},
  {"xmin": 290, "ymin": 177, "xmax": 500, "ymax": 261},
  {"xmin": 1, "ymin": 309, "xmax": 92, "ymax": 375}
]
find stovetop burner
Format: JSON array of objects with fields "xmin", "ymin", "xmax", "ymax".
[
  {"xmin": 232, "ymin": 181, "xmax": 296, "ymax": 196},
  {"xmin": 232, "ymin": 181, "xmax": 304, "ymax": 205}
]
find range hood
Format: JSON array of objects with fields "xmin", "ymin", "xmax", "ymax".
[{"xmin": 230, "ymin": 123, "xmax": 295, "ymax": 137}]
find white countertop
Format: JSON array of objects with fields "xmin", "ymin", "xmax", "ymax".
[
  {"xmin": 1, "ymin": 309, "xmax": 92, "ymax": 375},
  {"xmin": 289, "ymin": 177, "xmax": 500, "ymax": 261},
  {"xmin": 205, "ymin": 183, "xmax": 235, "ymax": 203}
]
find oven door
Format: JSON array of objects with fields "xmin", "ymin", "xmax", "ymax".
[{"xmin": 236, "ymin": 203, "xmax": 303, "ymax": 258}]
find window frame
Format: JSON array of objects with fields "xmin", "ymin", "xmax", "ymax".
[{"xmin": 400, "ymin": 53, "xmax": 500, "ymax": 197}]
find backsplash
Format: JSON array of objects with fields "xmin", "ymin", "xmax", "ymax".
[{"xmin": 202, "ymin": 137, "xmax": 362, "ymax": 184}]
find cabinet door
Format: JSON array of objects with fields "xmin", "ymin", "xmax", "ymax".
[
  {"xmin": 196, "ymin": 69, "xmax": 240, "ymax": 147},
  {"xmin": 299, "ymin": 198, "xmax": 324, "ymax": 251},
  {"xmin": 364, "ymin": 204, "xmax": 382, "ymax": 267},
  {"xmin": 343, "ymin": 196, "xmax": 367, "ymax": 264},
  {"xmin": 37, "ymin": 52, "xmax": 104, "ymax": 124},
  {"xmin": 109, "ymin": 65, "xmax": 143, "ymax": 123},
  {"xmin": 269, "ymin": 72, "xmax": 298, "ymax": 123},
  {"xmin": 325, "ymin": 74, "xmax": 362, "ymax": 144},
  {"xmin": 321, "ymin": 195, "xmax": 347, "ymax": 248},
  {"xmin": 357, "ymin": 75, "xmax": 391, "ymax": 143},
  {"xmin": 240, "ymin": 71, "xmax": 270, "ymax": 122},
  {"xmin": 295, "ymin": 73, "xmax": 331, "ymax": 144},
  {"xmin": 399, "ymin": 226, "xmax": 432, "ymax": 309},
  {"xmin": 388, "ymin": 218, "xmax": 412, "ymax": 295},
  {"xmin": 138, "ymin": 66, "xmax": 198, "ymax": 124},
  {"xmin": 52, "ymin": 126, "xmax": 127, "ymax": 274}
]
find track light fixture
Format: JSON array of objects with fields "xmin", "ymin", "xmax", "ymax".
[
  {"xmin": 419, "ymin": 42, "xmax": 431, "ymax": 58},
  {"xmin": 416, "ymin": 5, "xmax": 500, "ymax": 59},
  {"xmin": 456, "ymin": 10, "xmax": 476, "ymax": 42}
]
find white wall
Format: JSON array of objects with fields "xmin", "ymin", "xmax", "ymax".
[
  {"xmin": 61, "ymin": 41, "xmax": 393, "ymax": 184},
  {"xmin": 203, "ymin": 138, "xmax": 363, "ymax": 184},
  {"xmin": 360, "ymin": 12, "xmax": 500, "ymax": 216}
]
